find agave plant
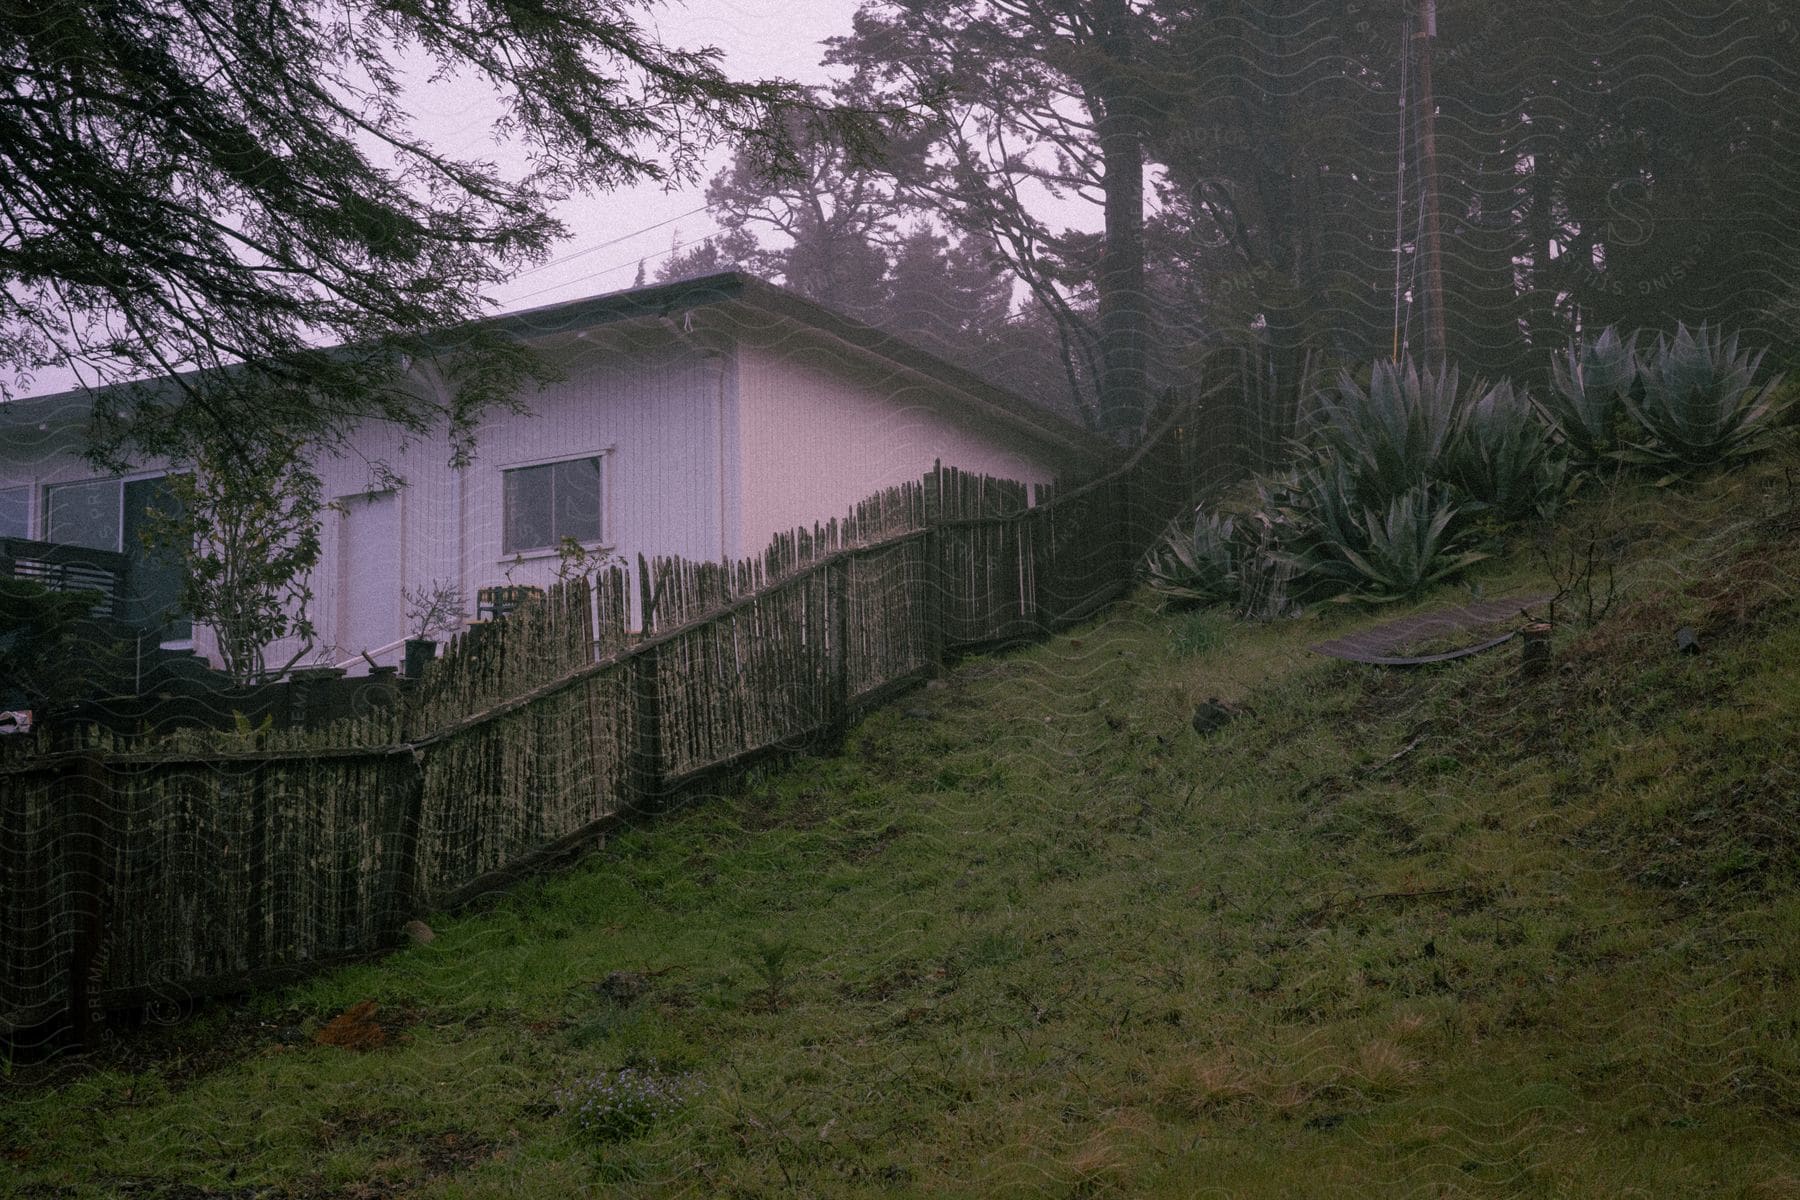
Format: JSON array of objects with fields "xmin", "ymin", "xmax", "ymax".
[
  {"xmin": 1448, "ymin": 378, "xmax": 1568, "ymax": 521},
  {"xmin": 1330, "ymin": 485, "xmax": 1489, "ymax": 603},
  {"xmin": 1145, "ymin": 508, "xmax": 1239, "ymax": 605},
  {"xmin": 1540, "ymin": 325, "xmax": 1639, "ymax": 463},
  {"xmin": 1620, "ymin": 323, "xmax": 1790, "ymax": 475},
  {"xmin": 1280, "ymin": 460, "xmax": 1365, "ymax": 568},
  {"xmin": 1307, "ymin": 359, "xmax": 1463, "ymax": 510},
  {"xmin": 1229, "ymin": 467, "xmax": 1327, "ymax": 608},
  {"xmin": 1263, "ymin": 467, "xmax": 1486, "ymax": 603}
]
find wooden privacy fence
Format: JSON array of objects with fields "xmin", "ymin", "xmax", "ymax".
[{"xmin": 1, "ymin": 455, "xmax": 1189, "ymax": 1041}]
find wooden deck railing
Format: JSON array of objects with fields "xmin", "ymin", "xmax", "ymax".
[{"xmin": 0, "ymin": 537, "xmax": 129, "ymax": 619}]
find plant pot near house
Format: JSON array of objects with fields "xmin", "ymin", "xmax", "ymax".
[
  {"xmin": 401, "ymin": 580, "xmax": 466, "ymax": 680},
  {"xmin": 403, "ymin": 638, "xmax": 438, "ymax": 680}
]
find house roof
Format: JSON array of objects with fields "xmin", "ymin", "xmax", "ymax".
[
  {"xmin": 0, "ymin": 272, "xmax": 1113, "ymax": 465},
  {"xmin": 492, "ymin": 271, "xmax": 1112, "ymax": 463}
]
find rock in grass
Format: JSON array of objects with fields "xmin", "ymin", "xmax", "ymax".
[
  {"xmin": 1191, "ymin": 698, "xmax": 1248, "ymax": 736},
  {"xmin": 596, "ymin": 970, "xmax": 648, "ymax": 1006}
]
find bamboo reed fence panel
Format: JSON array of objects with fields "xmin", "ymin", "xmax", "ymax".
[
  {"xmin": 407, "ymin": 568, "xmax": 631, "ymax": 734},
  {"xmin": 654, "ymin": 567, "xmax": 833, "ymax": 780},
  {"xmin": 95, "ymin": 755, "xmax": 405, "ymax": 989},
  {"xmin": 929, "ymin": 465, "xmax": 1032, "ymax": 647},
  {"xmin": 273, "ymin": 709, "xmax": 403, "ymax": 750},
  {"xmin": 844, "ymin": 535, "xmax": 934, "ymax": 700},
  {"xmin": 0, "ymin": 762, "xmax": 69, "ymax": 1020},
  {"xmin": 1, "ymin": 747, "xmax": 411, "ymax": 1026},
  {"xmin": 938, "ymin": 517, "xmax": 1027, "ymax": 646},
  {"xmin": 413, "ymin": 657, "xmax": 634, "ymax": 901},
  {"xmin": 5, "ymin": 453, "xmax": 1200, "ymax": 1037}
]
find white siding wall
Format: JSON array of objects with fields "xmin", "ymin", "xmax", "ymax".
[
  {"xmin": 734, "ymin": 330, "xmax": 1081, "ymax": 553},
  {"xmin": 2, "ymin": 323, "xmax": 729, "ymax": 673},
  {"xmin": 1, "ymin": 312, "xmax": 1088, "ymax": 675},
  {"xmin": 304, "ymin": 325, "xmax": 728, "ymax": 667}
]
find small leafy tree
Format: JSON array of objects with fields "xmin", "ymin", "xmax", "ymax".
[
  {"xmin": 402, "ymin": 579, "xmax": 467, "ymax": 641},
  {"xmin": 146, "ymin": 437, "xmax": 328, "ymax": 682}
]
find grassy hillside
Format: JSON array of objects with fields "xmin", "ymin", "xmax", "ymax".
[{"xmin": 5, "ymin": 443, "xmax": 1799, "ymax": 1198}]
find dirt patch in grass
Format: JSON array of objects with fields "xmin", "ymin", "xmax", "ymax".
[
  {"xmin": 402, "ymin": 1127, "xmax": 504, "ymax": 1177},
  {"xmin": 6, "ymin": 999, "xmax": 303, "ymax": 1097},
  {"xmin": 312, "ymin": 1001, "xmax": 402, "ymax": 1052},
  {"xmin": 312, "ymin": 1105, "xmax": 409, "ymax": 1150},
  {"xmin": 723, "ymin": 781, "xmax": 837, "ymax": 833}
]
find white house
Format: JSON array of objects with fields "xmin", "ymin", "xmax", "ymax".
[{"xmin": 0, "ymin": 272, "xmax": 1111, "ymax": 674}]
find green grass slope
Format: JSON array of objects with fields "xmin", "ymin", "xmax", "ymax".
[{"xmin": 5, "ymin": 445, "xmax": 1799, "ymax": 1198}]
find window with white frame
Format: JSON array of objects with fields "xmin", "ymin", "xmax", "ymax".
[
  {"xmin": 0, "ymin": 486, "xmax": 27, "ymax": 539},
  {"xmin": 502, "ymin": 455, "xmax": 603, "ymax": 554}
]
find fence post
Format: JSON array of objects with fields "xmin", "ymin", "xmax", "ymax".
[
  {"xmin": 59, "ymin": 746, "xmax": 109, "ymax": 1049},
  {"xmin": 828, "ymin": 555, "xmax": 851, "ymax": 740},
  {"xmin": 924, "ymin": 525, "xmax": 946, "ymax": 672},
  {"xmin": 380, "ymin": 752, "xmax": 426, "ymax": 943},
  {"xmin": 632, "ymin": 645, "xmax": 665, "ymax": 814},
  {"xmin": 1518, "ymin": 622, "xmax": 1553, "ymax": 681}
]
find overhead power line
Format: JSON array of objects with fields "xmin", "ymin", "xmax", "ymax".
[
  {"xmin": 514, "ymin": 205, "xmax": 714, "ymax": 279},
  {"xmin": 504, "ymin": 219, "xmax": 725, "ymax": 303}
]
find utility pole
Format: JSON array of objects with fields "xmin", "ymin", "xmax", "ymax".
[{"xmin": 1414, "ymin": 0, "xmax": 1448, "ymax": 367}]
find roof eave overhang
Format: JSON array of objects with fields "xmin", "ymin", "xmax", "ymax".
[{"xmin": 3, "ymin": 271, "xmax": 1115, "ymax": 468}]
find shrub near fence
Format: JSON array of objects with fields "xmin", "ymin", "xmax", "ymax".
[{"xmin": 0, "ymin": 453, "xmax": 1186, "ymax": 1045}]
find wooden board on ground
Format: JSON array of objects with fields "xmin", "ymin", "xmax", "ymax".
[{"xmin": 1309, "ymin": 594, "xmax": 1554, "ymax": 666}]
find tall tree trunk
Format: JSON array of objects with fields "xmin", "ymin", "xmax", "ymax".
[{"xmin": 1095, "ymin": 0, "xmax": 1148, "ymax": 443}]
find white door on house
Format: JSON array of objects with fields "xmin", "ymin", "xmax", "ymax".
[{"xmin": 339, "ymin": 490, "xmax": 399, "ymax": 661}]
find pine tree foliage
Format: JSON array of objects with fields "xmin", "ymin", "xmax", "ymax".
[{"xmin": 0, "ymin": 0, "xmax": 803, "ymax": 469}]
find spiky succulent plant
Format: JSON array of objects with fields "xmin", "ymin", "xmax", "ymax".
[
  {"xmin": 1334, "ymin": 485, "xmax": 1488, "ymax": 603},
  {"xmin": 1308, "ymin": 359, "xmax": 1463, "ymax": 510},
  {"xmin": 1620, "ymin": 323, "xmax": 1789, "ymax": 476},
  {"xmin": 1449, "ymin": 378, "xmax": 1568, "ymax": 521},
  {"xmin": 1541, "ymin": 325, "xmax": 1639, "ymax": 463},
  {"xmin": 1262, "ymin": 465, "xmax": 1486, "ymax": 604},
  {"xmin": 1145, "ymin": 508, "xmax": 1239, "ymax": 605}
]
